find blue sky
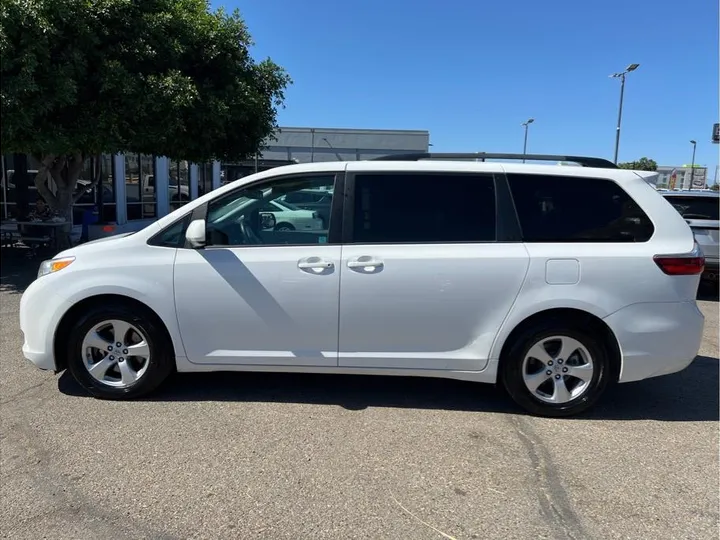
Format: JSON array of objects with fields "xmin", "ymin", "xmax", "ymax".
[{"xmin": 220, "ymin": 0, "xmax": 718, "ymax": 179}]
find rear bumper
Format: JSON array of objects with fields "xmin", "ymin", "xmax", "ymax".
[{"xmin": 605, "ymin": 301, "xmax": 704, "ymax": 383}]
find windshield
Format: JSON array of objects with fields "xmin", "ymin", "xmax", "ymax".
[{"xmin": 665, "ymin": 196, "xmax": 719, "ymax": 221}]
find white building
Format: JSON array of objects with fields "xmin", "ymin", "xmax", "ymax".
[
  {"xmin": 1, "ymin": 126, "xmax": 430, "ymax": 236},
  {"xmin": 656, "ymin": 165, "xmax": 708, "ymax": 190}
]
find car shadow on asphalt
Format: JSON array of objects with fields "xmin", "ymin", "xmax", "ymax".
[
  {"xmin": 698, "ymin": 282, "xmax": 719, "ymax": 302},
  {"xmin": 58, "ymin": 355, "xmax": 719, "ymax": 422}
]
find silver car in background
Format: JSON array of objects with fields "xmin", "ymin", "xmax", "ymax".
[{"xmin": 662, "ymin": 190, "xmax": 719, "ymax": 284}]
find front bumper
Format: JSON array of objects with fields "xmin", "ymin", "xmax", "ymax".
[
  {"xmin": 19, "ymin": 275, "xmax": 72, "ymax": 372},
  {"xmin": 604, "ymin": 301, "xmax": 705, "ymax": 383}
]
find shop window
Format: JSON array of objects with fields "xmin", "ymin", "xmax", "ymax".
[
  {"xmin": 169, "ymin": 160, "xmax": 189, "ymax": 210},
  {"xmin": 221, "ymin": 162, "xmax": 254, "ymax": 186},
  {"xmin": 100, "ymin": 154, "xmax": 117, "ymax": 222},
  {"xmin": 1, "ymin": 154, "xmax": 16, "ymax": 219},
  {"xmin": 126, "ymin": 154, "xmax": 157, "ymax": 220},
  {"xmin": 198, "ymin": 162, "xmax": 213, "ymax": 196},
  {"xmin": 72, "ymin": 155, "xmax": 116, "ymax": 224},
  {"xmin": 2, "ymin": 154, "xmax": 43, "ymax": 220}
]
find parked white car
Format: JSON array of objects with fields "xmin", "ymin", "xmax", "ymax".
[
  {"xmin": 19, "ymin": 153, "xmax": 705, "ymax": 417},
  {"xmin": 259, "ymin": 199, "xmax": 324, "ymax": 231}
]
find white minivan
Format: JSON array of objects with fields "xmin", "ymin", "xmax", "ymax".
[{"xmin": 19, "ymin": 153, "xmax": 705, "ymax": 417}]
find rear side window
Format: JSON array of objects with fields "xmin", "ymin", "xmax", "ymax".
[
  {"xmin": 664, "ymin": 196, "xmax": 719, "ymax": 221},
  {"xmin": 508, "ymin": 174, "xmax": 654, "ymax": 242},
  {"xmin": 352, "ymin": 173, "xmax": 496, "ymax": 243}
]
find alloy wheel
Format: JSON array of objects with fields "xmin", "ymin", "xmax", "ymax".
[
  {"xmin": 81, "ymin": 319, "xmax": 150, "ymax": 388},
  {"xmin": 521, "ymin": 335, "xmax": 594, "ymax": 404}
]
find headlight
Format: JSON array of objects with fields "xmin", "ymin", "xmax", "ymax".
[{"xmin": 38, "ymin": 256, "xmax": 75, "ymax": 278}]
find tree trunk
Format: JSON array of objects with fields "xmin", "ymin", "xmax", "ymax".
[{"xmin": 34, "ymin": 153, "xmax": 94, "ymax": 250}]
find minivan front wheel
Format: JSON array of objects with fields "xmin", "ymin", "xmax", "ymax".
[
  {"xmin": 66, "ymin": 304, "xmax": 174, "ymax": 399},
  {"xmin": 500, "ymin": 324, "xmax": 612, "ymax": 417}
]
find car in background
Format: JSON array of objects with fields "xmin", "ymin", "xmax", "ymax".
[
  {"xmin": 662, "ymin": 190, "xmax": 719, "ymax": 284},
  {"xmin": 279, "ymin": 188, "xmax": 333, "ymax": 226},
  {"xmin": 258, "ymin": 199, "xmax": 324, "ymax": 231}
]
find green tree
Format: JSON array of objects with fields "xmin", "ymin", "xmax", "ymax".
[
  {"xmin": 617, "ymin": 157, "xmax": 658, "ymax": 171},
  {"xmin": 710, "ymin": 183, "xmax": 719, "ymax": 191},
  {"xmin": 0, "ymin": 0, "xmax": 290, "ymax": 229}
]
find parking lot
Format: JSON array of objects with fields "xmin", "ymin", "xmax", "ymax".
[{"xmin": 1, "ymin": 250, "xmax": 717, "ymax": 540}]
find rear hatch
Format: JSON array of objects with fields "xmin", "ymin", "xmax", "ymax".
[{"xmin": 663, "ymin": 194, "xmax": 719, "ymax": 261}]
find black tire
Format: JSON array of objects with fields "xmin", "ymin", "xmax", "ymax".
[
  {"xmin": 274, "ymin": 222, "xmax": 295, "ymax": 231},
  {"xmin": 500, "ymin": 321, "xmax": 613, "ymax": 417},
  {"xmin": 65, "ymin": 303, "xmax": 174, "ymax": 399}
]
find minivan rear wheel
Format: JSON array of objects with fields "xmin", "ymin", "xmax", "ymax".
[
  {"xmin": 66, "ymin": 303, "xmax": 174, "ymax": 399},
  {"xmin": 500, "ymin": 323, "xmax": 612, "ymax": 417}
]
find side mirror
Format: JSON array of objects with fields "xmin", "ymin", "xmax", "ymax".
[
  {"xmin": 185, "ymin": 218, "xmax": 206, "ymax": 248},
  {"xmin": 260, "ymin": 212, "xmax": 276, "ymax": 229}
]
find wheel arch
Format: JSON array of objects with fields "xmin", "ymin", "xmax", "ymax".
[
  {"xmin": 496, "ymin": 308, "xmax": 622, "ymax": 382},
  {"xmin": 53, "ymin": 294, "xmax": 176, "ymax": 373},
  {"xmin": 274, "ymin": 222, "xmax": 295, "ymax": 230}
]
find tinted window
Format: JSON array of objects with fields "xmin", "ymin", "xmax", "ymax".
[
  {"xmin": 508, "ymin": 174, "xmax": 654, "ymax": 242},
  {"xmin": 664, "ymin": 196, "xmax": 719, "ymax": 221},
  {"xmin": 148, "ymin": 216, "xmax": 190, "ymax": 248},
  {"xmin": 352, "ymin": 173, "xmax": 496, "ymax": 243}
]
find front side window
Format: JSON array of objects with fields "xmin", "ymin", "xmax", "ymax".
[
  {"xmin": 351, "ymin": 173, "xmax": 496, "ymax": 244},
  {"xmin": 508, "ymin": 174, "xmax": 654, "ymax": 242},
  {"xmin": 148, "ymin": 216, "xmax": 190, "ymax": 248},
  {"xmin": 205, "ymin": 174, "xmax": 336, "ymax": 247}
]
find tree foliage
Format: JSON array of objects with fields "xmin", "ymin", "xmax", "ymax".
[
  {"xmin": 618, "ymin": 157, "xmax": 658, "ymax": 171},
  {"xmin": 0, "ymin": 0, "xmax": 290, "ymax": 219}
]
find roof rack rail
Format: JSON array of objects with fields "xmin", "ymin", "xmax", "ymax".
[{"xmin": 371, "ymin": 152, "xmax": 618, "ymax": 169}]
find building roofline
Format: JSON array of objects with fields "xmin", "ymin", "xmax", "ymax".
[
  {"xmin": 658, "ymin": 164, "xmax": 708, "ymax": 169},
  {"xmin": 276, "ymin": 126, "xmax": 430, "ymax": 136}
]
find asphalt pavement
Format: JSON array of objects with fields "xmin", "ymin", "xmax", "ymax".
[{"xmin": 1, "ymin": 249, "xmax": 718, "ymax": 540}]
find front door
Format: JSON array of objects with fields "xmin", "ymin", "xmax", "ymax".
[
  {"xmin": 174, "ymin": 172, "xmax": 342, "ymax": 367},
  {"xmin": 338, "ymin": 168, "xmax": 529, "ymax": 372}
]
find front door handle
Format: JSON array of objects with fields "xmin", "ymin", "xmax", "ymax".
[
  {"xmin": 298, "ymin": 257, "xmax": 334, "ymax": 270},
  {"xmin": 347, "ymin": 256, "xmax": 384, "ymax": 269}
]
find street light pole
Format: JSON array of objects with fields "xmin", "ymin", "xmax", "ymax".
[
  {"xmin": 610, "ymin": 63, "xmax": 640, "ymax": 164},
  {"xmin": 689, "ymin": 139, "xmax": 697, "ymax": 190},
  {"xmin": 521, "ymin": 118, "xmax": 534, "ymax": 163}
]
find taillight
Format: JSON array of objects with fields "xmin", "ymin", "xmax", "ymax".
[{"xmin": 653, "ymin": 251, "xmax": 705, "ymax": 276}]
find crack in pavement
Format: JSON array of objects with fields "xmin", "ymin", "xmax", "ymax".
[{"xmin": 509, "ymin": 416, "xmax": 590, "ymax": 540}]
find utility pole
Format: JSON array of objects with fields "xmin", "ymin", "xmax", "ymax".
[
  {"xmin": 610, "ymin": 63, "xmax": 640, "ymax": 164},
  {"xmin": 521, "ymin": 118, "xmax": 534, "ymax": 163},
  {"xmin": 689, "ymin": 139, "xmax": 697, "ymax": 190}
]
